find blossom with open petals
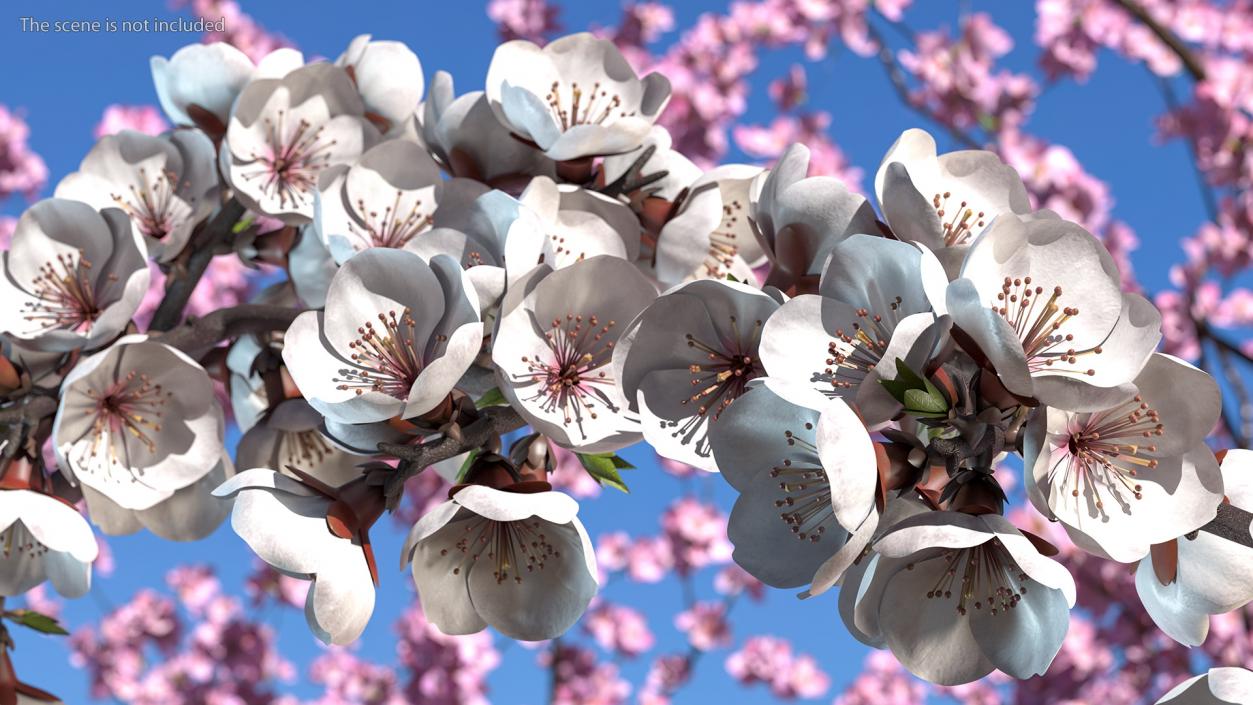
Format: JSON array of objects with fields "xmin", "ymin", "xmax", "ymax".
[
  {"xmin": 54, "ymin": 336, "xmax": 225, "ymax": 509},
  {"xmin": 840, "ymin": 511, "xmax": 1076, "ymax": 685},
  {"xmin": 945, "ymin": 212, "xmax": 1161, "ymax": 410},
  {"xmin": 52, "ymin": 336, "xmax": 230, "ymax": 541},
  {"xmin": 494, "ymin": 256, "xmax": 656, "ymax": 452},
  {"xmin": 760, "ymin": 233, "xmax": 951, "ymax": 425},
  {"xmin": 875, "ymin": 128, "xmax": 1032, "ymax": 275},
  {"xmin": 654, "ymin": 164, "xmax": 765, "ymax": 287},
  {"xmin": 1024, "ymin": 353, "xmax": 1225, "ymax": 562},
  {"xmin": 709, "ymin": 380, "xmax": 877, "ymax": 588},
  {"xmin": 223, "ymin": 63, "xmax": 375, "ymax": 222},
  {"xmin": 0, "ymin": 200, "xmax": 148, "ymax": 352},
  {"xmin": 614, "ymin": 279, "xmax": 780, "ymax": 471},
  {"xmin": 55, "ymin": 129, "xmax": 218, "ymax": 262},
  {"xmin": 313, "ymin": 139, "xmax": 443, "ymax": 264},
  {"xmin": 404, "ymin": 484, "xmax": 597, "ymax": 641},
  {"xmin": 282, "ymin": 249, "xmax": 481, "ymax": 424},
  {"xmin": 485, "ymin": 32, "xmax": 671, "ymax": 161}
]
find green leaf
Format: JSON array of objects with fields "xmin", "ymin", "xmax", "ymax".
[
  {"xmin": 455, "ymin": 450, "xmax": 480, "ymax": 483},
  {"xmin": 475, "ymin": 387, "xmax": 508, "ymax": 409},
  {"xmin": 6, "ymin": 610, "xmax": 68, "ymax": 636},
  {"xmin": 577, "ymin": 453, "xmax": 631, "ymax": 493},
  {"xmin": 878, "ymin": 358, "xmax": 949, "ymax": 417},
  {"xmin": 231, "ymin": 215, "xmax": 256, "ymax": 234}
]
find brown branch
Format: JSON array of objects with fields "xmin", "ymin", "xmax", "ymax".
[
  {"xmin": 374, "ymin": 405, "xmax": 527, "ymax": 508},
  {"xmin": 1199, "ymin": 502, "xmax": 1253, "ymax": 548},
  {"xmin": 0, "ymin": 395, "xmax": 57, "ymax": 429},
  {"xmin": 153, "ymin": 304, "xmax": 302, "ymax": 358},
  {"xmin": 148, "ymin": 198, "xmax": 248, "ymax": 332},
  {"xmin": 1113, "ymin": 0, "xmax": 1207, "ymax": 82}
]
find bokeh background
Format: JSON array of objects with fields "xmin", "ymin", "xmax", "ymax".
[{"xmin": 1, "ymin": 1, "xmax": 1249, "ymax": 703}]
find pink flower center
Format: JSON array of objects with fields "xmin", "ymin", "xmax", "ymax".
[
  {"xmin": 22, "ymin": 251, "xmax": 111, "ymax": 334},
  {"xmin": 515, "ymin": 313, "xmax": 619, "ymax": 435},
  {"xmin": 110, "ymin": 166, "xmax": 185, "ymax": 240},
  {"xmin": 242, "ymin": 109, "xmax": 338, "ymax": 210},
  {"xmin": 80, "ymin": 371, "xmax": 172, "ymax": 478},
  {"xmin": 334, "ymin": 309, "xmax": 429, "ymax": 399},
  {"xmin": 1055, "ymin": 395, "xmax": 1163, "ymax": 511}
]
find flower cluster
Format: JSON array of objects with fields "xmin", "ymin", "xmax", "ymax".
[{"xmin": 4, "ymin": 2, "xmax": 1253, "ymax": 702}]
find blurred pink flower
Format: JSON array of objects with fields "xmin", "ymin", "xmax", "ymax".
[
  {"xmin": 0, "ymin": 104, "xmax": 47, "ymax": 201},
  {"xmin": 675, "ymin": 601, "xmax": 731, "ymax": 651},
  {"xmin": 94, "ymin": 105, "xmax": 170, "ymax": 139},
  {"xmin": 584, "ymin": 602, "xmax": 655, "ymax": 658}
]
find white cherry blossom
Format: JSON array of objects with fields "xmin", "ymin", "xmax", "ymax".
[
  {"xmin": 404, "ymin": 483, "xmax": 597, "ymax": 640},
  {"xmin": 55, "ymin": 129, "xmax": 218, "ymax": 262},
  {"xmin": 1024, "ymin": 353, "xmax": 1225, "ymax": 562},
  {"xmin": 614, "ymin": 279, "xmax": 781, "ymax": 471},
  {"xmin": 494, "ymin": 256, "xmax": 656, "ymax": 452},
  {"xmin": 945, "ymin": 212, "xmax": 1161, "ymax": 410},
  {"xmin": 709, "ymin": 380, "xmax": 878, "ymax": 588},
  {"xmin": 485, "ymin": 32, "xmax": 671, "ymax": 161},
  {"xmin": 223, "ymin": 63, "xmax": 376, "ymax": 222},
  {"xmin": 53, "ymin": 336, "xmax": 225, "ymax": 512},
  {"xmin": 840, "ymin": 510, "xmax": 1075, "ymax": 685},
  {"xmin": 1134, "ymin": 449, "xmax": 1253, "ymax": 646},
  {"xmin": 875, "ymin": 128, "xmax": 1032, "ymax": 275},
  {"xmin": 282, "ymin": 249, "xmax": 481, "ymax": 424},
  {"xmin": 0, "ymin": 200, "xmax": 149, "ymax": 352},
  {"xmin": 215, "ymin": 468, "xmax": 380, "ymax": 645}
]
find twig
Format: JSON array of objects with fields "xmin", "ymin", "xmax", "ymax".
[
  {"xmin": 1199, "ymin": 502, "xmax": 1253, "ymax": 549},
  {"xmin": 148, "ymin": 198, "xmax": 248, "ymax": 332},
  {"xmin": 0, "ymin": 395, "xmax": 57, "ymax": 428},
  {"xmin": 1203, "ymin": 325, "xmax": 1253, "ymax": 366},
  {"xmin": 1156, "ymin": 75, "xmax": 1220, "ymax": 221},
  {"xmin": 374, "ymin": 405, "xmax": 526, "ymax": 506},
  {"xmin": 865, "ymin": 20, "xmax": 982, "ymax": 150},
  {"xmin": 1113, "ymin": 0, "xmax": 1207, "ymax": 82},
  {"xmin": 1216, "ymin": 345, "xmax": 1253, "ymax": 447},
  {"xmin": 153, "ymin": 304, "xmax": 302, "ymax": 358}
]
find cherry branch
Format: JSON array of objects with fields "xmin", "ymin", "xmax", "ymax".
[
  {"xmin": 0, "ymin": 395, "xmax": 57, "ymax": 432},
  {"xmin": 153, "ymin": 304, "xmax": 302, "ymax": 358},
  {"xmin": 1200, "ymin": 502, "xmax": 1253, "ymax": 548},
  {"xmin": 1113, "ymin": 0, "xmax": 1208, "ymax": 82},
  {"xmin": 374, "ymin": 405, "xmax": 526, "ymax": 508},
  {"xmin": 148, "ymin": 197, "xmax": 248, "ymax": 333}
]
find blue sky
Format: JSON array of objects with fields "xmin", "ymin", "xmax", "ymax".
[{"xmin": 0, "ymin": 0, "xmax": 1212, "ymax": 703}]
